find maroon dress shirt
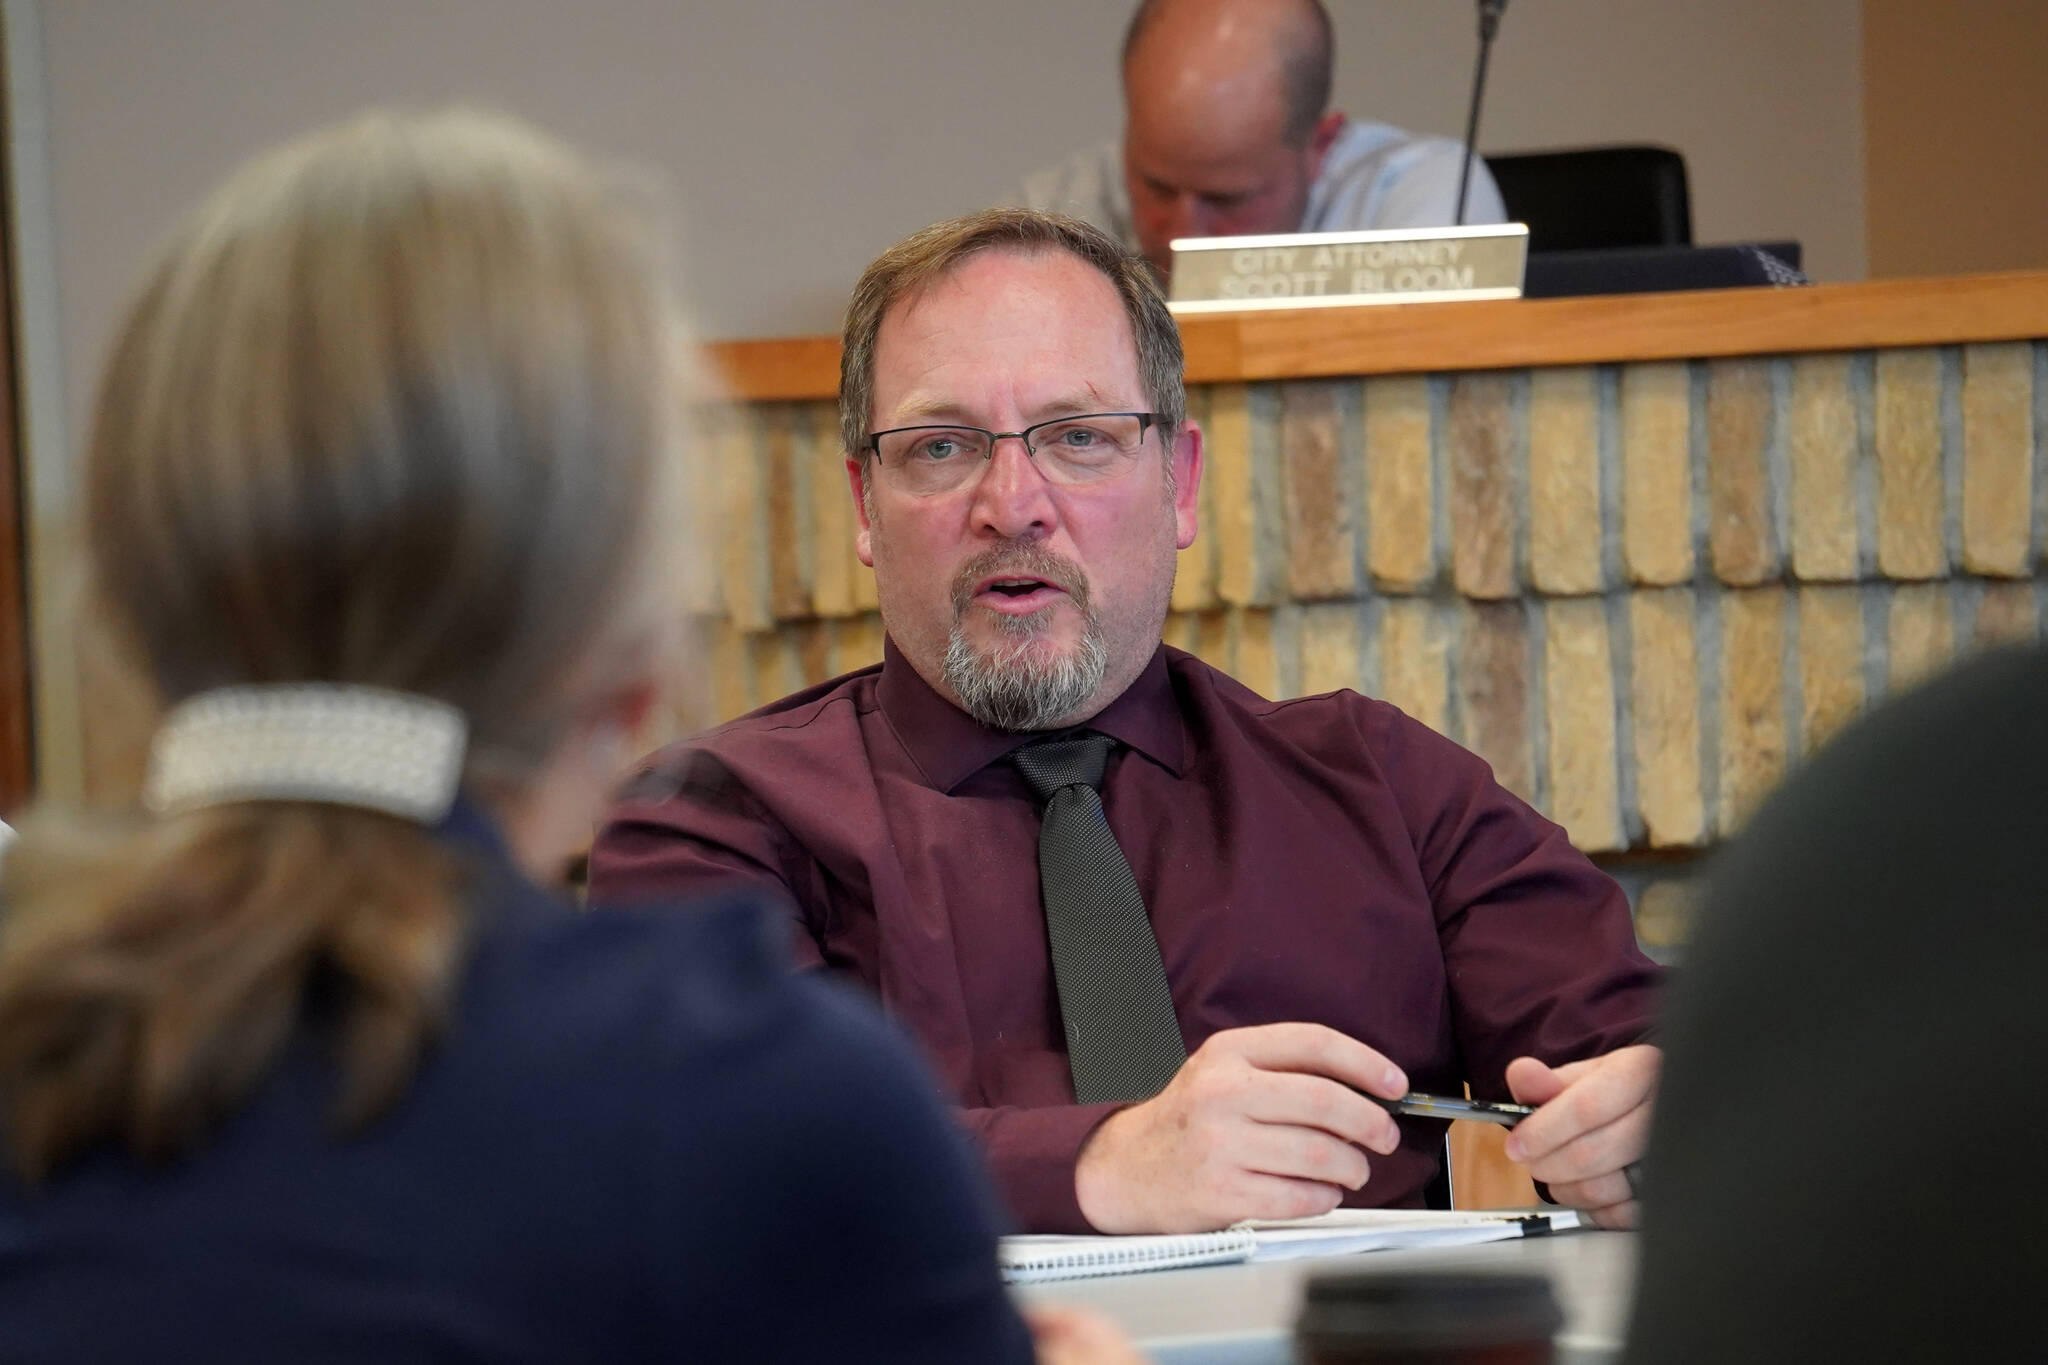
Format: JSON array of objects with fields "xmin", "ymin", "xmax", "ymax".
[{"xmin": 590, "ymin": 641, "xmax": 1661, "ymax": 1233}]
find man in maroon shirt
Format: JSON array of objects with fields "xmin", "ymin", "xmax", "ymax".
[{"xmin": 592, "ymin": 209, "xmax": 1661, "ymax": 1236}]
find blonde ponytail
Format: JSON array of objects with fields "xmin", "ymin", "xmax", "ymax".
[{"xmin": 0, "ymin": 804, "xmax": 463, "ymax": 1181}]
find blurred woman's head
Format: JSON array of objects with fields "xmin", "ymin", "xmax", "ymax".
[
  {"xmin": 90, "ymin": 109, "xmax": 687, "ymax": 833},
  {"xmin": 0, "ymin": 109, "xmax": 690, "ymax": 1180}
]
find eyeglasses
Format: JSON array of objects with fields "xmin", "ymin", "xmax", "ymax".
[{"xmin": 865, "ymin": 412, "xmax": 1165, "ymax": 496}]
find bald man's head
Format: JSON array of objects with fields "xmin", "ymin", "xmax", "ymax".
[
  {"xmin": 1116, "ymin": 0, "xmax": 1344, "ymax": 278},
  {"xmin": 1122, "ymin": 0, "xmax": 1333, "ymax": 145}
]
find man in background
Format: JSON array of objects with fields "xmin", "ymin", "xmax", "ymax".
[{"xmin": 1022, "ymin": 0, "xmax": 1505, "ymax": 281}]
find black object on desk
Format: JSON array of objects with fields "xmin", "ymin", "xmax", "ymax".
[
  {"xmin": 1523, "ymin": 241, "xmax": 1807, "ymax": 298},
  {"xmin": 1297, "ymin": 1270, "xmax": 1563, "ymax": 1364}
]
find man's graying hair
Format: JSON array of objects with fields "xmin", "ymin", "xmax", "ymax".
[{"xmin": 838, "ymin": 208, "xmax": 1186, "ymax": 466}]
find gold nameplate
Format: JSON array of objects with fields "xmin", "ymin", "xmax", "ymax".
[{"xmin": 1167, "ymin": 224, "xmax": 1529, "ymax": 314}]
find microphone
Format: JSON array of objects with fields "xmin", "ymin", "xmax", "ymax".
[{"xmin": 1453, "ymin": 0, "xmax": 1509, "ymax": 226}]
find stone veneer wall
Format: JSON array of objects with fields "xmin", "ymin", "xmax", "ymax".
[{"xmin": 673, "ymin": 341, "xmax": 2045, "ymax": 943}]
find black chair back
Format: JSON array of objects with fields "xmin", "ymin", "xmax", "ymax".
[{"xmin": 1485, "ymin": 145, "xmax": 1692, "ymax": 253}]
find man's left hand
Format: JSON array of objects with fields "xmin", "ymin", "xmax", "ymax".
[{"xmin": 1501, "ymin": 1044, "xmax": 1660, "ymax": 1229}]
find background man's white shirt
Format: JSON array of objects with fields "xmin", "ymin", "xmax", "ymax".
[{"xmin": 1021, "ymin": 118, "xmax": 1508, "ymax": 252}]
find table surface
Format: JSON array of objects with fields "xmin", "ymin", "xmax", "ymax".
[{"xmin": 1016, "ymin": 1227, "xmax": 1638, "ymax": 1365}]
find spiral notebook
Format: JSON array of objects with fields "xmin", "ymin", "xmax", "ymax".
[{"xmin": 998, "ymin": 1207, "xmax": 1578, "ymax": 1284}]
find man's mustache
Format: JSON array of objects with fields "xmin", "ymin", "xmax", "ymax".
[{"xmin": 950, "ymin": 544, "xmax": 1092, "ymax": 616}]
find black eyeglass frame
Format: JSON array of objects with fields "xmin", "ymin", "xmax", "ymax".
[{"xmin": 861, "ymin": 411, "xmax": 1170, "ymax": 463}]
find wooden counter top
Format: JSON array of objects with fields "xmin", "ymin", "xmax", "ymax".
[{"xmin": 707, "ymin": 269, "xmax": 2048, "ymax": 402}]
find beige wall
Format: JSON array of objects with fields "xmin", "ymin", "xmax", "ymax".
[
  {"xmin": 1351, "ymin": 0, "xmax": 1866, "ymax": 282},
  {"xmin": 29, "ymin": 1, "xmax": 1865, "ymax": 375},
  {"xmin": 1863, "ymin": 0, "xmax": 2048, "ymax": 277},
  {"xmin": 8, "ymin": 0, "xmax": 1867, "ymax": 793}
]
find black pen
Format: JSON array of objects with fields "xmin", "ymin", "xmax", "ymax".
[
  {"xmin": 1359, "ymin": 1089, "xmax": 1646, "ymax": 1197},
  {"xmin": 1366, "ymin": 1091, "xmax": 1535, "ymax": 1127}
]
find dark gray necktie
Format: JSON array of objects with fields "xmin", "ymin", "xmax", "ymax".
[{"xmin": 1011, "ymin": 732, "xmax": 1187, "ymax": 1104}]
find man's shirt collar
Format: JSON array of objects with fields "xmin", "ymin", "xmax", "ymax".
[{"xmin": 876, "ymin": 635, "xmax": 1186, "ymax": 793}]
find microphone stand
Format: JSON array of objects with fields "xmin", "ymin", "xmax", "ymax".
[{"xmin": 1454, "ymin": 0, "xmax": 1509, "ymax": 225}]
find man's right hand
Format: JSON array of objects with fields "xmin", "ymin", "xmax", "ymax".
[{"xmin": 1071, "ymin": 1023, "xmax": 1408, "ymax": 1234}]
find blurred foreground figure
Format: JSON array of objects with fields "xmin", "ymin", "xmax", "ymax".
[
  {"xmin": 0, "ymin": 110, "xmax": 1044, "ymax": 1364},
  {"xmin": 1624, "ymin": 646, "xmax": 2048, "ymax": 1363}
]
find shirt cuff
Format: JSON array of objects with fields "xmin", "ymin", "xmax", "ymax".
[{"xmin": 972, "ymin": 1101, "xmax": 1127, "ymax": 1234}]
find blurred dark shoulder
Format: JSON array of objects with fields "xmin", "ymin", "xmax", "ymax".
[
  {"xmin": 1704, "ymin": 641, "xmax": 2048, "ymax": 937},
  {"xmin": 1625, "ymin": 642, "xmax": 2048, "ymax": 1364}
]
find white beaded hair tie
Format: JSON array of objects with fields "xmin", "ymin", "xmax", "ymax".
[{"xmin": 143, "ymin": 685, "xmax": 468, "ymax": 824}]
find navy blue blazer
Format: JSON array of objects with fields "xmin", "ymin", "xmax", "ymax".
[{"xmin": 0, "ymin": 803, "xmax": 1033, "ymax": 1363}]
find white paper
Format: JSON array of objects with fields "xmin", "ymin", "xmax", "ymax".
[{"xmin": 999, "ymin": 1208, "xmax": 1579, "ymax": 1283}]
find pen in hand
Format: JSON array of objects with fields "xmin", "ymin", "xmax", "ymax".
[
  {"xmin": 1357, "ymin": 1089, "xmax": 1643, "ymax": 1197},
  {"xmin": 1365, "ymin": 1090, "xmax": 1535, "ymax": 1127}
]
